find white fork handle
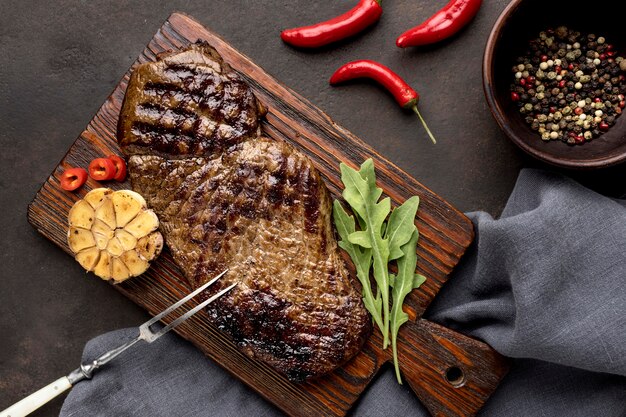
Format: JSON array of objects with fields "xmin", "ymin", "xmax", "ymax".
[{"xmin": 1, "ymin": 376, "xmax": 72, "ymax": 417}]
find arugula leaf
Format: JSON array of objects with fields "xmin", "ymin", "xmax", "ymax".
[
  {"xmin": 333, "ymin": 158, "xmax": 426, "ymax": 381},
  {"xmin": 333, "ymin": 201, "xmax": 384, "ymax": 333},
  {"xmin": 340, "ymin": 160, "xmax": 392, "ymax": 348},
  {"xmin": 386, "ymin": 196, "xmax": 420, "ymax": 260},
  {"xmin": 413, "ymin": 273, "xmax": 427, "ymax": 289},
  {"xmin": 357, "ymin": 159, "xmax": 383, "ymax": 203},
  {"xmin": 390, "ymin": 228, "xmax": 424, "ymax": 384}
]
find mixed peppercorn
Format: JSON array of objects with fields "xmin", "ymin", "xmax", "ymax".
[{"xmin": 510, "ymin": 27, "xmax": 626, "ymax": 145}]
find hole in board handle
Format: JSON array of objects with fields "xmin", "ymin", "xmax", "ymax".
[{"xmin": 445, "ymin": 366, "xmax": 465, "ymax": 388}]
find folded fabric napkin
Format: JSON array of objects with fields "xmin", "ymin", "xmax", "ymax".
[{"xmin": 60, "ymin": 169, "xmax": 626, "ymax": 417}]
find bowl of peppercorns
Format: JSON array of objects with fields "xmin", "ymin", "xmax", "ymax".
[{"xmin": 483, "ymin": 0, "xmax": 626, "ymax": 169}]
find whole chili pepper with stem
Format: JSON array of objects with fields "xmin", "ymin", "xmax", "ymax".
[
  {"xmin": 330, "ymin": 60, "xmax": 437, "ymax": 144},
  {"xmin": 281, "ymin": 0, "xmax": 382, "ymax": 49},
  {"xmin": 396, "ymin": 0, "xmax": 482, "ymax": 48}
]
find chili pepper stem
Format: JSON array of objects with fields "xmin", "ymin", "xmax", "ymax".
[{"xmin": 412, "ymin": 105, "xmax": 437, "ymax": 144}]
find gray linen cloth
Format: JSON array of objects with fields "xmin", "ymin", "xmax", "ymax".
[{"xmin": 60, "ymin": 169, "xmax": 626, "ymax": 416}]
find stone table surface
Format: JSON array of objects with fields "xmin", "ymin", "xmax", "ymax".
[{"xmin": 1, "ymin": 1, "xmax": 625, "ymax": 416}]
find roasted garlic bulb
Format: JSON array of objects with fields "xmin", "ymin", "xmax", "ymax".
[{"xmin": 67, "ymin": 188, "xmax": 162, "ymax": 282}]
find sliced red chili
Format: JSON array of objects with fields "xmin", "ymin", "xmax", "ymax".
[
  {"xmin": 396, "ymin": 0, "xmax": 482, "ymax": 48},
  {"xmin": 89, "ymin": 158, "xmax": 116, "ymax": 181},
  {"xmin": 60, "ymin": 167, "xmax": 88, "ymax": 191},
  {"xmin": 330, "ymin": 60, "xmax": 436, "ymax": 144},
  {"xmin": 281, "ymin": 0, "xmax": 382, "ymax": 48},
  {"xmin": 107, "ymin": 155, "xmax": 127, "ymax": 182}
]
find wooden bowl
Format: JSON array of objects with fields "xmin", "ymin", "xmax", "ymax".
[{"xmin": 483, "ymin": 0, "xmax": 626, "ymax": 169}]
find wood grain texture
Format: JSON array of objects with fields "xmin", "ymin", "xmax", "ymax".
[{"xmin": 27, "ymin": 13, "xmax": 508, "ymax": 417}]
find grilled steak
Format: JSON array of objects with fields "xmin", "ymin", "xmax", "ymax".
[
  {"xmin": 118, "ymin": 42, "xmax": 370, "ymax": 381},
  {"xmin": 118, "ymin": 43, "xmax": 264, "ymax": 158}
]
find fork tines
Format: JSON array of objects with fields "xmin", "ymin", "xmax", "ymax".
[{"xmin": 139, "ymin": 269, "xmax": 235, "ymax": 343}]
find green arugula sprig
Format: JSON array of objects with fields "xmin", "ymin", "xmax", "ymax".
[
  {"xmin": 333, "ymin": 159, "xmax": 425, "ymax": 384},
  {"xmin": 390, "ymin": 230, "xmax": 427, "ymax": 383}
]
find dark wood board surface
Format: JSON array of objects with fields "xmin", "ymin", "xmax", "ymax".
[{"xmin": 27, "ymin": 13, "xmax": 508, "ymax": 417}]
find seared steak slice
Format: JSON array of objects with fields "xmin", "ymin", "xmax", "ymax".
[
  {"xmin": 118, "ymin": 42, "xmax": 265, "ymax": 158},
  {"xmin": 119, "ymin": 43, "xmax": 370, "ymax": 381}
]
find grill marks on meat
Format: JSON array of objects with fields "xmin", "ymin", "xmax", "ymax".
[
  {"xmin": 119, "ymin": 43, "xmax": 370, "ymax": 381},
  {"xmin": 118, "ymin": 43, "xmax": 265, "ymax": 158},
  {"xmin": 128, "ymin": 139, "xmax": 369, "ymax": 380}
]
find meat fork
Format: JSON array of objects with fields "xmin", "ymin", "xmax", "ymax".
[{"xmin": 1, "ymin": 270, "xmax": 235, "ymax": 417}]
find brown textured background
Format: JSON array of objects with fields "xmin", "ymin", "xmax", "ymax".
[{"xmin": 1, "ymin": 1, "xmax": 625, "ymax": 416}]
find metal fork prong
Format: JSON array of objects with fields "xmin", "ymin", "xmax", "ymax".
[
  {"xmin": 142, "ymin": 269, "xmax": 228, "ymax": 329},
  {"xmin": 148, "ymin": 282, "xmax": 238, "ymax": 342}
]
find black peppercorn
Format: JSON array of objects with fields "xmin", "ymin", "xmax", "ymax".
[{"xmin": 510, "ymin": 27, "xmax": 625, "ymax": 144}]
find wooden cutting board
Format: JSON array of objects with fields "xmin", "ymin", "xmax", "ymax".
[{"xmin": 27, "ymin": 12, "xmax": 508, "ymax": 417}]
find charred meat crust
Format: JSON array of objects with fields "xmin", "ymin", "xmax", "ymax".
[
  {"xmin": 118, "ymin": 42, "xmax": 370, "ymax": 381},
  {"xmin": 118, "ymin": 42, "xmax": 266, "ymax": 159}
]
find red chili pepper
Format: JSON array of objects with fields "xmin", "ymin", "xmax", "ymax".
[
  {"xmin": 281, "ymin": 0, "xmax": 382, "ymax": 48},
  {"xmin": 107, "ymin": 154, "xmax": 127, "ymax": 182},
  {"xmin": 89, "ymin": 157, "xmax": 117, "ymax": 181},
  {"xmin": 396, "ymin": 0, "xmax": 482, "ymax": 48},
  {"xmin": 329, "ymin": 60, "xmax": 436, "ymax": 144},
  {"xmin": 59, "ymin": 167, "xmax": 88, "ymax": 191}
]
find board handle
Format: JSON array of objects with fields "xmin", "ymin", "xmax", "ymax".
[{"xmin": 397, "ymin": 319, "xmax": 509, "ymax": 417}]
